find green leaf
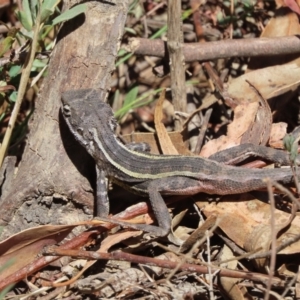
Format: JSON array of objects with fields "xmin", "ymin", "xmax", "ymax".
[
  {"xmin": 0, "ymin": 259, "xmax": 15, "ymax": 300},
  {"xmin": 0, "ymin": 36, "xmax": 14, "ymax": 57},
  {"xmin": 30, "ymin": 0, "xmax": 38, "ymax": 20},
  {"xmin": 242, "ymin": 0, "xmax": 254, "ymax": 8},
  {"xmin": 124, "ymin": 27, "xmax": 136, "ymax": 35},
  {"xmin": 51, "ymin": 4, "xmax": 86, "ymax": 26},
  {"xmin": 116, "ymin": 52, "xmax": 132, "ymax": 67},
  {"xmin": 41, "ymin": 0, "xmax": 60, "ymax": 22},
  {"xmin": 22, "ymin": 0, "xmax": 33, "ymax": 28},
  {"xmin": 9, "ymin": 65, "xmax": 22, "ymax": 78},
  {"xmin": 283, "ymin": 134, "xmax": 295, "ymax": 152},
  {"xmin": 283, "ymin": 134, "xmax": 298, "ymax": 164},
  {"xmin": 0, "ymin": 112, "xmax": 5, "ymax": 122},
  {"xmin": 7, "ymin": 27, "xmax": 19, "ymax": 38},
  {"xmin": 32, "ymin": 59, "xmax": 47, "ymax": 68},
  {"xmin": 129, "ymin": 1, "xmax": 142, "ymax": 18},
  {"xmin": 123, "ymin": 85, "xmax": 139, "ymax": 108},
  {"xmin": 117, "ymin": 85, "xmax": 139, "ymax": 119},
  {"xmin": 290, "ymin": 143, "xmax": 299, "ymax": 163},
  {"xmin": 115, "ymin": 88, "xmax": 163, "ymax": 119},
  {"xmin": 128, "ymin": 0, "xmax": 139, "ymax": 12},
  {"xmin": 19, "ymin": 28, "xmax": 34, "ymax": 39},
  {"xmin": 16, "ymin": 11, "xmax": 32, "ymax": 31},
  {"xmin": 9, "ymin": 91, "xmax": 18, "ymax": 102},
  {"xmin": 0, "ymin": 284, "xmax": 14, "ymax": 300},
  {"xmin": 41, "ymin": 8, "xmax": 54, "ymax": 23}
]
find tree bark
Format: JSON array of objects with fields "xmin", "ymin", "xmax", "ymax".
[{"xmin": 0, "ymin": 0, "xmax": 129, "ymax": 239}]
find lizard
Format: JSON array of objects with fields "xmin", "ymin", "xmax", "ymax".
[{"xmin": 61, "ymin": 88, "xmax": 299, "ymax": 238}]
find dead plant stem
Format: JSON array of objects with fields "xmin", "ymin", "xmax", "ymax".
[{"xmin": 0, "ymin": 11, "xmax": 41, "ymax": 167}]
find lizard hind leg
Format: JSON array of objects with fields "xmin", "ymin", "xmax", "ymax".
[{"xmin": 208, "ymin": 143, "xmax": 292, "ymax": 166}]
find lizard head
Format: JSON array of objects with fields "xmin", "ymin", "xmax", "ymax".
[{"xmin": 61, "ymin": 89, "xmax": 116, "ymax": 148}]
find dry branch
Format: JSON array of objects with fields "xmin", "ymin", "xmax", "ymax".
[
  {"xmin": 127, "ymin": 36, "xmax": 300, "ymax": 62},
  {"xmin": 0, "ymin": 0, "xmax": 130, "ymax": 239}
]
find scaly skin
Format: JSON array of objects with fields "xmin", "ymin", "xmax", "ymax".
[{"xmin": 61, "ymin": 89, "xmax": 297, "ymax": 238}]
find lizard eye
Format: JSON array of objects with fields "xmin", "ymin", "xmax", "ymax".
[
  {"xmin": 77, "ymin": 127, "xmax": 84, "ymax": 135},
  {"xmin": 63, "ymin": 104, "xmax": 71, "ymax": 116}
]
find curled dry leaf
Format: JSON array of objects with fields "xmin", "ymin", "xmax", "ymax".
[
  {"xmin": 0, "ymin": 224, "xmax": 80, "ymax": 281},
  {"xmin": 240, "ymin": 82, "xmax": 272, "ymax": 146},
  {"xmin": 276, "ymin": 0, "xmax": 300, "ymax": 15},
  {"xmin": 100, "ymin": 230, "xmax": 143, "ymax": 253},
  {"xmin": 200, "ymin": 62, "xmax": 300, "ymax": 157},
  {"xmin": 219, "ymin": 245, "xmax": 251, "ymax": 300},
  {"xmin": 196, "ymin": 195, "xmax": 300, "ymax": 269},
  {"xmin": 200, "ymin": 101, "xmax": 261, "ymax": 157},
  {"xmin": 269, "ymin": 122, "xmax": 288, "ymax": 148},
  {"xmin": 249, "ymin": 7, "xmax": 300, "ymax": 69}
]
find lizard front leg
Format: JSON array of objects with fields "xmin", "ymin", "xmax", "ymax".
[
  {"xmin": 95, "ymin": 167, "xmax": 110, "ymax": 217},
  {"xmin": 95, "ymin": 177, "xmax": 202, "ymax": 238},
  {"xmin": 95, "ymin": 144, "xmax": 150, "ymax": 217}
]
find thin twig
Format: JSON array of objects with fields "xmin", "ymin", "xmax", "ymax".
[
  {"xmin": 43, "ymin": 248, "xmax": 286, "ymax": 287},
  {"xmin": 195, "ymin": 108, "xmax": 212, "ymax": 154},
  {"xmin": 0, "ymin": 12, "xmax": 41, "ymax": 167},
  {"xmin": 206, "ymin": 230, "xmax": 214, "ymax": 300},
  {"xmin": 167, "ymin": 0, "xmax": 186, "ymax": 131},
  {"xmin": 264, "ymin": 178, "xmax": 276, "ymax": 300}
]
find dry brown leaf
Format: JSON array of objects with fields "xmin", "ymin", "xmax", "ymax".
[
  {"xmin": 72, "ymin": 231, "xmax": 144, "ymax": 289},
  {"xmin": 200, "ymin": 102, "xmax": 259, "ymax": 157},
  {"xmin": 277, "ymin": 0, "xmax": 300, "ymax": 19},
  {"xmin": 170, "ymin": 209, "xmax": 189, "ymax": 242},
  {"xmin": 200, "ymin": 64, "xmax": 300, "ymax": 157},
  {"xmin": 297, "ymin": 272, "xmax": 300, "ymax": 298},
  {"xmin": 50, "ymin": 230, "xmax": 143, "ymax": 288},
  {"xmin": 240, "ymin": 83, "xmax": 272, "ymax": 146},
  {"xmin": 277, "ymin": 263, "xmax": 298, "ymax": 277},
  {"xmin": 195, "ymin": 195, "xmax": 300, "ymax": 263},
  {"xmin": 249, "ymin": 7, "xmax": 300, "ymax": 70},
  {"xmin": 230, "ymin": 64, "xmax": 300, "ymax": 103},
  {"xmin": 269, "ymin": 122, "xmax": 288, "ymax": 148},
  {"xmin": 0, "ymin": 224, "xmax": 80, "ymax": 280},
  {"xmin": 172, "ymin": 225, "xmax": 193, "ymax": 242},
  {"xmin": 202, "ymin": 63, "xmax": 300, "ymax": 113},
  {"xmin": 0, "ymin": 85, "xmax": 15, "ymax": 92},
  {"xmin": 219, "ymin": 245, "xmax": 252, "ymax": 300},
  {"xmin": 172, "ymin": 209, "xmax": 188, "ymax": 229},
  {"xmin": 154, "ymin": 89, "xmax": 179, "ymax": 155},
  {"xmin": 100, "ymin": 231, "xmax": 143, "ymax": 253},
  {"xmin": 180, "ymin": 214, "xmax": 217, "ymax": 253},
  {"xmin": 279, "ymin": 6, "xmax": 300, "ymax": 33},
  {"xmin": 122, "ymin": 132, "xmax": 192, "ymax": 155}
]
